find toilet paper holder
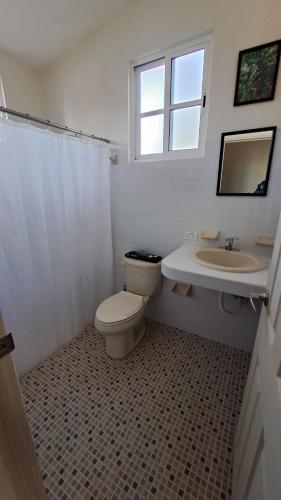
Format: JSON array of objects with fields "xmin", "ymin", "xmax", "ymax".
[{"xmin": 171, "ymin": 281, "xmax": 192, "ymax": 297}]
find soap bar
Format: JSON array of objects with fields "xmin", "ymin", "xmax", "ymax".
[
  {"xmin": 255, "ymin": 234, "xmax": 274, "ymax": 246},
  {"xmin": 199, "ymin": 229, "xmax": 220, "ymax": 240}
]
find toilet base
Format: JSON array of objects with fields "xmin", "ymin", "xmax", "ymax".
[{"xmin": 104, "ymin": 315, "xmax": 145, "ymax": 359}]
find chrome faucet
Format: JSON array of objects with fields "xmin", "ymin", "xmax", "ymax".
[{"xmin": 220, "ymin": 237, "xmax": 240, "ymax": 251}]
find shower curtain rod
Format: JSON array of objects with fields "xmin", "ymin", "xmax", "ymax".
[{"xmin": 0, "ymin": 106, "xmax": 110, "ymax": 144}]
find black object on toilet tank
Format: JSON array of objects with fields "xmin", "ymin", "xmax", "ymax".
[{"xmin": 125, "ymin": 250, "xmax": 162, "ymax": 264}]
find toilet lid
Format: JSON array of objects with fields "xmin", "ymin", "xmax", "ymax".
[{"xmin": 95, "ymin": 291, "xmax": 144, "ymax": 325}]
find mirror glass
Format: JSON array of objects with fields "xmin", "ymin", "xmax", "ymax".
[{"xmin": 217, "ymin": 127, "xmax": 276, "ymax": 196}]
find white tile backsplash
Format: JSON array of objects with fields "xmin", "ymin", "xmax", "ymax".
[{"xmin": 110, "ymin": 134, "xmax": 281, "ymax": 352}]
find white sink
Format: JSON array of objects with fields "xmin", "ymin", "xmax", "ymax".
[
  {"xmin": 193, "ymin": 248, "xmax": 265, "ymax": 273},
  {"xmin": 161, "ymin": 244, "xmax": 269, "ymax": 298}
]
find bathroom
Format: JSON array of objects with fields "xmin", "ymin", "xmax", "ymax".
[{"xmin": 0, "ymin": 0, "xmax": 281, "ymax": 499}]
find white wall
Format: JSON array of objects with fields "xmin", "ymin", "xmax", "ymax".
[
  {"xmin": 44, "ymin": 0, "xmax": 281, "ymax": 144},
  {"xmin": 0, "ymin": 48, "xmax": 44, "ymax": 115},
  {"xmin": 43, "ymin": 0, "xmax": 281, "ymax": 352}
]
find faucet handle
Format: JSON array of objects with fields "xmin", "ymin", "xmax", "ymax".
[
  {"xmin": 219, "ymin": 236, "xmax": 240, "ymax": 251},
  {"xmin": 224, "ymin": 236, "xmax": 239, "ymax": 251}
]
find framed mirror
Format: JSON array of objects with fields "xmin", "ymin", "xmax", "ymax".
[{"xmin": 216, "ymin": 126, "xmax": 276, "ymax": 196}]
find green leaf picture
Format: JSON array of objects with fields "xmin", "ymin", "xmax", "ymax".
[{"xmin": 235, "ymin": 41, "xmax": 280, "ymax": 105}]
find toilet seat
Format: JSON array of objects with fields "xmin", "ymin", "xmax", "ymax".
[{"xmin": 95, "ymin": 291, "xmax": 145, "ymax": 327}]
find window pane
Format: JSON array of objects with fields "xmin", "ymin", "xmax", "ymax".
[
  {"xmin": 140, "ymin": 64, "xmax": 165, "ymax": 113},
  {"xmin": 171, "ymin": 49, "xmax": 204, "ymax": 104},
  {"xmin": 169, "ymin": 106, "xmax": 201, "ymax": 150},
  {"xmin": 141, "ymin": 114, "xmax": 164, "ymax": 155}
]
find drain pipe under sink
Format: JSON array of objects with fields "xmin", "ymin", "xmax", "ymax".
[{"xmin": 218, "ymin": 291, "xmax": 245, "ymax": 314}]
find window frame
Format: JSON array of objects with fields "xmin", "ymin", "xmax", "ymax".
[{"xmin": 129, "ymin": 35, "xmax": 212, "ymax": 162}]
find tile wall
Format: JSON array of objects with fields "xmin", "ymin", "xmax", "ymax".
[{"xmin": 110, "ymin": 133, "xmax": 281, "ymax": 352}]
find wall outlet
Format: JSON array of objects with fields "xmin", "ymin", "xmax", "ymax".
[{"xmin": 184, "ymin": 231, "xmax": 198, "ymax": 241}]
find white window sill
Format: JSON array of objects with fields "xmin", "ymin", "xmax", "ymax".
[{"xmin": 130, "ymin": 147, "xmax": 206, "ymax": 163}]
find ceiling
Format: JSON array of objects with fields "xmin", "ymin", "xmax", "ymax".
[{"xmin": 0, "ymin": 0, "xmax": 129, "ymax": 69}]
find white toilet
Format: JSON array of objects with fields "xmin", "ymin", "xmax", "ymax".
[{"xmin": 95, "ymin": 255, "xmax": 161, "ymax": 358}]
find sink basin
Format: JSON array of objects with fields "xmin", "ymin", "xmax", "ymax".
[{"xmin": 193, "ymin": 248, "xmax": 265, "ymax": 273}]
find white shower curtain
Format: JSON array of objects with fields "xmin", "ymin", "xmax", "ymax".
[{"xmin": 0, "ymin": 119, "xmax": 113, "ymax": 377}]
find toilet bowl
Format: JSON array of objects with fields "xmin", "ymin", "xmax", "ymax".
[
  {"xmin": 95, "ymin": 255, "xmax": 161, "ymax": 358},
  {"xmin": 95, "ymin": 291, "xmax": 147, "ymax": 358}
]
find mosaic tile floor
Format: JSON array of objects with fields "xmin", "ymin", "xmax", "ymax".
[{"xmin": 21, "ymin": 320, "xmax": 250, "ymax": 500}]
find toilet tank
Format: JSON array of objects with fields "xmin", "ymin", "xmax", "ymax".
[{"xmin": 123, "ymin": 256, "xmax": 162, "ymax": 296}]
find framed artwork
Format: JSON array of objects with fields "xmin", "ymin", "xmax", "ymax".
[{"xmin": 234, "ymin": 40, "xmax": 281, "ymax": 106}]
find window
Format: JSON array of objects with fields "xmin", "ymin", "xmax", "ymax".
[{"xmin": 130, "ymin": 36, "xmax": 212, "ymax": 161}]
